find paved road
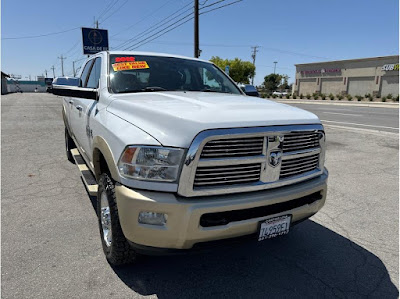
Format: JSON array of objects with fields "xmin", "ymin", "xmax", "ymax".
[
  {"xmin": 2, "ymin": 93, "xmax": 399, "ymax": 298},
  {"xmin": 274, "ymin": 100, "xmax": 399, "ymax": 133}
]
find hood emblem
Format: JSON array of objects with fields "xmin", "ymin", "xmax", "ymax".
[{"xmin": 269, "ymin": 151, "xmax": 282, "ymax": 167}]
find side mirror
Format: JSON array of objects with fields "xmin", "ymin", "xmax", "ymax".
[{"xmin": 51, "ymin": 77, "xmax": 97, "ymax": 100}]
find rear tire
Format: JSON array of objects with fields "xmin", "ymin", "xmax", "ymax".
[
  {"xmin": 65, "ymin": 128, "xmax": 75, "ymax": 164},
  {"xmin": 97, "ymin": 173, "xmax": 138, "ymax": 265}
]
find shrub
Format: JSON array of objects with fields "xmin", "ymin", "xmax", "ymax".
[
  {"xmin": 395, "ymin": 95, "xmax": 399, "ymax": 102},
  {"xmin": 386, "ymin": 93, "xmax": 393, "ymax": 99},
  {"xmin": 369, "ymin": 96, "xmax": 373, "ymax": 101},
  {"xmin": 382, "ymin": 97, "xmax": 387, "ymax": 102},
  {"xmin": 346, "ymin": 95, "xmax": 353, "ymax": 101},
  {"xmin": 312, "ymin": 93, "xmax": 319, "ymax": 100},
  {"xmin": 306, "ymin": 94, "xmax": 311, "ymax": 99},
  {"xmin": 279, "ymin": 94, "xmax": 283, "ymax": 98},
  {"xmin": 272, "ymin": 94, "xmax": 277, "ymax": 98},
  {"xmin": 292, "ymin": 94, "xmax": 297, "ymax": 99},
  {"xmin": 376, "ymin": 94, "xmax": 381, "ymax": 98},
  {"xmin": 328, "ymin": 93, "xmax": 334, "ymax": 100},
  {"xmin": 337, "ymin": 94, "xmax": 343, "ymax": 101},
  {"xmin": 299, "ymin": 93, "xmax": 303, "ymax": 99},
  {"xmin": 320, "ymin": 93, "xmax": 326, "ymax": 100},
  {"xmin": 355, "ymin": 95, "xmax": 363, "ymax": 101}
]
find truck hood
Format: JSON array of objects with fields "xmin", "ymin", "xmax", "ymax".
[{"xmin": 106, "ymin": 91, "xmax": 320, "ymax": 148}]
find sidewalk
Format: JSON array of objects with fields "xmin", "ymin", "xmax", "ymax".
[{"xmin": 270, "ymin": 98, "xmax": 399, "ymax": 109}]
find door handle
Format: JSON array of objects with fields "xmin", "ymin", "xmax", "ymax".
[{"xmin": 76, "ymin": 105, "xmax": 83, "ymax": 111}]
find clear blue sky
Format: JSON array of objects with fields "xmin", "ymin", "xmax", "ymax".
[{"xmin": 1, "ymin": 0, "xmax": 399, "ymax": 85}]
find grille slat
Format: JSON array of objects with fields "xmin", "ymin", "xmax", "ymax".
[
  {"xmin": 201, "ymin": 137, "xmax": 264, "ymax": 159},
  {"xmin": 281, "ymin": 158, "xmax": 319, "ymax": 169},
  {"xmin": 280, "ymin": 154, "xmax": 319, "ymax": 179},
  {"xmin": 194, "ymin": 176, "xmax": 260, "ymax": 186},
  {"xmin": 194, "ymin": 163, "xmax": 261, "ymax": 187},
  {"xmin": 283, "ymin": 132, "xmax": 320, "ymax": 153},
  {"xmin": 196, "ymin": 169, "xmax": 260, "ymax": 177},
  {"xmin": 207, "ymin": 142, "xmax": 263, "ymax": 149}
]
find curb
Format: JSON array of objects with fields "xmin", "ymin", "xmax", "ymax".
[{"xmin": 270, "ymin": 99, "xmax": 399, "ymax": 109}]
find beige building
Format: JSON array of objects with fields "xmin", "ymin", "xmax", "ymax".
[{"xmin": 293, "ymin": 55, "xmax": 399, "ymax": 97}]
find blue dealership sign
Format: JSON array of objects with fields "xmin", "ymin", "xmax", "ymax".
[{"xmin": 81, "ymin": 27, "xmax": 109, "ymax": 55}]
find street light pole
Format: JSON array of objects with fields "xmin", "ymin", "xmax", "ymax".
[{"xmin": 273, "ymin": 61, "xmax": 278, "ymax": 74}]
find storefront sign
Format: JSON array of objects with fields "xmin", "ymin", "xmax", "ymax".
[
  {"xmin": 381, "ymin": 63, "xmax": 399, "ymax": 71},
  {"xmin": 82, "ymin": 27, "xmax": 109, "ymax": 55},
  {"xmin": 300, "ymin": 68, "xmax": 341, "ymax": 75}
]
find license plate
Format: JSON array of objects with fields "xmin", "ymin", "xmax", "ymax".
[{"xmin": 258, "ymin": 215, "xmax": 292, "ymax": 241}]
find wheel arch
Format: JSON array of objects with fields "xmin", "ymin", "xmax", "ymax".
[{"xmin": 92, "ymin": 136, "xmax": 120, "ymax": 182}]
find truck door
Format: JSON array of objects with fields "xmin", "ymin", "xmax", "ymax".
[{"xmin": 70, "ymin": 57, "xmax": 101, "ymax": 162}]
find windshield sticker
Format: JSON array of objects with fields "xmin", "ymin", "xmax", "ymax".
[
  {"xmin": 115, "ymin": 56, "xmax": 135, "ymax": 62},
  {"xmin": 112, "ymin": 61, "xmax": 149, "ymax": 71}
]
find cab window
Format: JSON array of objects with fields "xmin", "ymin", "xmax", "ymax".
[
  {"xmin": 80, "ymin": 60, "xmax": 94, "ymax": 87},
  {"xmin": 86, "ymin": 58, "xmax": 102, "ymax": 88}
]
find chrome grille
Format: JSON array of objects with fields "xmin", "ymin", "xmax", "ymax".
[
  {"xmin": 282, "ymin": 132, "xmax": 320, "ymax": 153},
  {"xmin": 200, "ymin": 137, "xmax": 264, "ymax": 158},
  {"xmin": 280, "ymin": 154, "xmax": 319, "ymax": 179},
  {"xmin": 178, "ymin": 124, "xmax": 325, "ymax": 197},
  {"xmin": 194, "ymin": 163, "xmax": 261, "ymax": 187}
]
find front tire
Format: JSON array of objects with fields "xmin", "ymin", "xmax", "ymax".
[{"xmin": 97, "ymin": 173, "xmax": 137, "ymax": 265}]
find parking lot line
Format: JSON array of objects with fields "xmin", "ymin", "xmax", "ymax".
[
  {"xmin": 321, "ymin": 120, "xmax": 399, "ymax": 131},
  {"xmin": 322, "ymin": 112, "xmax": 362, "ymax": 117}
]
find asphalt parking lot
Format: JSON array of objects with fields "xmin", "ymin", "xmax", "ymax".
[{"xmin": 2, "ymin": 93, "xmax": 399, "ymax": 298}]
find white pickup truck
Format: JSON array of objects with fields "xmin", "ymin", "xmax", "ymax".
[{"xmin": 52, "ymin": 51, "xmax": 328, "ymax": 265}]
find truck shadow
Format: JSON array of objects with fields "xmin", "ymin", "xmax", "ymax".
[{"xmin": 110, "ymin": 220, "xmax": 398, "ymax": 298}]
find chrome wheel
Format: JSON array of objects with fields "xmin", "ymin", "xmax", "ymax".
[{"xmin": 100, "ymin": 192, "xmax": 112, "ymax": 247}]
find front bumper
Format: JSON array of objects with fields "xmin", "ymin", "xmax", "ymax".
[{"xmin": 115, "ymin": 169, "xmax": 328, "ymax": 252}]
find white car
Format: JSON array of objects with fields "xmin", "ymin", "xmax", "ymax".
[
  {"xmin": 272, "ymin": 91, "xmax": 288, "ymax": 96},
  {"xmin": 52, "ymin": 51, "xmax": 328, "ymax": 265}
]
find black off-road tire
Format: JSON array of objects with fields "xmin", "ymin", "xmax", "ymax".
[
  {"xmin": 65, "ymin": 128, "xmax": 76, "ymax": 164},
  {"xmin": 97, "ymin": 173, "xmax": 138, "ymax": 265}
]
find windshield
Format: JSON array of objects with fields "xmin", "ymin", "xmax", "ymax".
[{"xmin": 109, "ymin": 54, "xmax": 242, "ymax": 94}]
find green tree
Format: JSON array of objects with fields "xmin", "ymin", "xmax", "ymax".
[
  {"xmin": 263, "ymin": 73, "xmax": 282, "ymax": 92},
  {"xmin": 280, "ymin": 75, "xmax": 290, "ymax": 90},
  {"xmin": 210, "ymin": 56, "xmax": 255, "ymax": 84}
]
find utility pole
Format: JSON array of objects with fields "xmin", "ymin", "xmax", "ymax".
[
  {"xmin": 51, "ymin": 65, "xmax": 55, "ymax": 78},
  {"xmin": 58, "ymin": 55, "xmax": 66, "ymax": 76},
  {"xmin": 194, "ymin": 0, "xmax": 200, "ymax": 58},
  {"xmin": 96, "ymin": 20, "xmax": 99, "ymax": 29},
  {"xmin": 251, "ymin": 46, "xmax": 259, "ymax": 85},
  {"xmin": 72, "ymin": 61, "xmax": 76, "ymax": 77},
  {"xmin": 273, "ymin": 61, "xmax": 278, "ymax": 74},
  {"xmin": 44, "ymin": 70, "xmax": 48, "ymax": 77}
]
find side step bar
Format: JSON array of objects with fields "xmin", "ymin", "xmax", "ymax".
[{"xmin": 71, "ymin": 148, "xmax": 98, "ymax": 196}]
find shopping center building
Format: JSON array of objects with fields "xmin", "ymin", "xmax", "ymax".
[{"xmin": 293, "ymin": 55, "xmax": 399, "ymax": 97}]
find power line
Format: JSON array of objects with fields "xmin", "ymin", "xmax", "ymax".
[
  {"xmin": 99, "ymin": 0, "xmax": 129, "ymax": 24},
  {"xmin": 2, "ymin": 27, "xmax": 80, "ymax": 40},
  {"xmin": 115, "ymin": 1, "xmax": 193, "ymax": 49},
  {"xmin": 199, "ymin": 0, "xmax": 242, "ymax": 15},
  {"xmin": 125, "ymin": 0, "xmax": 243, "ymax": 51},
  {"xmin": 124, "ymin": 14, "xmax": 194, "ymax": 50},
  {"xmin": 97, "ymin": 0, "xmax": 120, "ymax": 21},
  {"xmin": 111, "ymin": 0, "xmax": 178, "ymax": 38}
]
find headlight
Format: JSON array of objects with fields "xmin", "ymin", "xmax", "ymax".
[{"xmin": 118, "ymin": 146, "xmax": 184, "ymax": 182}]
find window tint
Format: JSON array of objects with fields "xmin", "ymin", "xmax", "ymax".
[
  {"xmin": 80, "ymin": 60, "xmax": 94, "ymax": 87},
  {"xmin": 86, "ymin": 58, "xmax": 102, "ymax": 88}
]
